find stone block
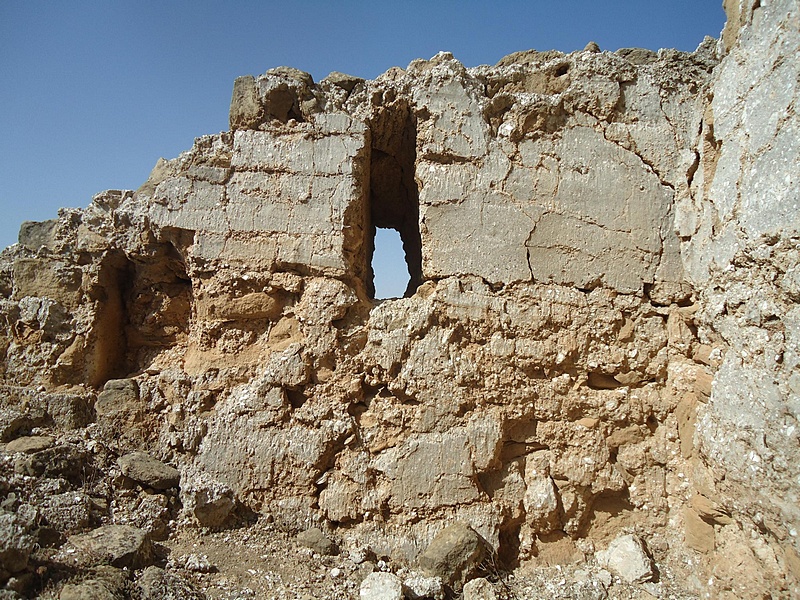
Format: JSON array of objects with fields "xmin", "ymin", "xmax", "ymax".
[{"xmin": 418, "ymin": 522, "xmax": 486, "ymax": 586}]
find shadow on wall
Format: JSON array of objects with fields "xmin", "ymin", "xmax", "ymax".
[{"xmin": 88, "ymin": 241, "xmax": 193, "ymax": 387}]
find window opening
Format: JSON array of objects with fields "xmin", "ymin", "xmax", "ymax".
[
  {"xmin": 367, "ymin": 100, "xmax": 423, "ymax": 299},
  {"xmin": 372, "ymin": 228, "xmax": 410, "ymax": 299}
]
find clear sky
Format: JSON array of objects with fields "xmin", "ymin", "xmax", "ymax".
[{"xmin": 0, "ymin": 1, "xmax": 725, "ymax": 297}]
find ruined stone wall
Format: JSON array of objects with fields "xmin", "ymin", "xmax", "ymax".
[
  {"xmin": 0, "ymin": 3, "xmax": 798, "ymax": 597},
  {"xmin": 676, "ymin": 0, "xmax": 800, "ymax": 591}
]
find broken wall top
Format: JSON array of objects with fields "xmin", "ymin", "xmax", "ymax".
[{"xmin": 117, "ymin": 41, "xmax": 718, "ymax": 301}]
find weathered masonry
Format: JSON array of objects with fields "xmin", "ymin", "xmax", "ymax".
[{"xmin": 0, "ymin": 1, "xmax": 797, "ymax": 597}]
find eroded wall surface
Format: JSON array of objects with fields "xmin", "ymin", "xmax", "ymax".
[
  {"xmin": 0, "ymin": 3, "xmax": 798, "ymax": 596},
  {"xmin": 677, "ymin": 0, "xmax": 800, "ymax": 591}
]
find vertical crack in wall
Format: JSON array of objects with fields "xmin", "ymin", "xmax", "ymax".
[{"xmin": 367, "ymin": 98, "xmax": 423, "ymax": 298}]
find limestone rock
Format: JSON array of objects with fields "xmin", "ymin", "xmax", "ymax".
[
  {"xmin": 403, "ymin": 573, "xmax": 444, "ymax": 600},
  {"xmin": 117, "ymin": 452, "xmax": 180, "ymax": 490},
  {"xmin": 39, "ymin": 491, "xmax": 92, "ymax": 533},
  {"xmin": 58, "ymin": 566, "xmax": 127, "ymax": 600},
  {"xmin": 463, "ymin": 577, "xmax": 498, "ymax": 600},
  {"xmin": 595, "ymin": 534, "xmax": 654, "ymax": 584},
  {"xmin": 15, "ymin": 444, "xmax": 88, "ymax": 484},
  {"xmin": 417, "ymin": 522, "xmax": 486, "ymax": 586},
  {"xmin": 359, "ymin": 572, "xmax": 403, "ymax": 600},
  {"xmin": 5, "ymin": 435, "xmax": 53, "ymax": 454},
  {"xmin": 59, "ymin": 581, "xmax": 120, "ymax": 600},
  {"xmin": 180, "ymin": 475, "xmax": 235, "ymax": 528},
  {"xmin": 229, "ymin": 75, "xmax": 262, "ymax": 131},
  {"xmin": 296, "ymin": 527, "xmax": 338, "ymax": 556},
  {"xmin": 68, "ymin": 525, "xmax": 154, "ymax": 570},
  {"xmin": 323, "ymin": 71, "xmax": 365, "ymax": 93},
  {"xmin": 523, "ymin": 473, "xmax": 561, "ymax": 532},
  {"xmin": 137, "ymin": 566, "xmax": 206, "ymax": 600},
  {"xmin": 683, "ymin": 506, "xmax": 715, "ymax": 553},
  {"xmin": 0, "ymin": 407, "xmax": 46, "ymax": 442},
  {"xmin": 18, "ymin": 219, "xmax": 58, "ymax": 252},
  {"xmin": 0, "ymin": 510, "xmax": 35, "ymax": 574}
]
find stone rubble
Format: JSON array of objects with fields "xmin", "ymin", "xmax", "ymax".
[
  {"xmin": 0, "ymin": 1, "xmax": 797, "ymax": 598},
  {"xmin": 359, "ymin": 572, "xmax": 404, "ymax": 600},
  {"xmin": 116, "ymin": 451, "xmax": 180, "ymax": 490},
  {"xmin": 417, "ymin": 522, "xmax": 486, "ymax": 587},
  {"xmin": 594, "ymin": 533, "xmax": 654, "ymax": 584},
  {"xmin": 462, "ymin": 577, "xmax": 498, "ymax": 600}
]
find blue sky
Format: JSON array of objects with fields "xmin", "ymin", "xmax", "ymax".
[{"xmin": 0, "ymin": 1, "xmax": 725, "ymax": 297}]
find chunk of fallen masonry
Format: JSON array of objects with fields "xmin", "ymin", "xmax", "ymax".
[
  {"xmin": 296, "ymin": 527, "xmax": 339, "ymax": 555},
  {"xmin": 360, "ymin": 572, "xmax": 404, "ymax": 600},
  {"xmin": 463, "ymin": 577, "xmax": 498, "ymax": 600},
  {"xmin": 595, "ymin": 533, "xmax": 655, "ymax": 584},
  {"xmin": 4, "ymin": 435, "xmax": 54, "ymax": 454},
  {"xmin": 68, "ymin": 525, "xmax": 155, "ymax": 570},
  {"xmin": 117, "ymin": 451, "xmax": 180, "ymax": 490},
  {"xmin": 417, "ymin": 522, "xmax": 486, "ymax": 587}
]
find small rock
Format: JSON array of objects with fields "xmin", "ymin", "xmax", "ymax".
[
  {"xmin": 181, "ymin": 474, "xmax": 235, "ymax": 528},
  {"xmin": 44, "ymin": 391, "xmax": 94, "ymax": 429},
  {"xmin": 183, "ymin": 553, "xmax": 214, "ymax": 573},
  {"xmin": 360, "ymin": 572, "xmax": 403, "ymax": 600},
  {"xmin": 0, "ymin": 407, "xmax": 47, "ymax": 442},
  {"xmin": 126, "ymin": 493, "xmax": 170, "ymax": 540},
  {"xmin": 37, "ymin": 526, "xmax": 64, "ymax": 548},
  {"xmin": 349, "ymin": 546, "xmax": 371, "ymax": 564},
  {"xmin": 595, "ymin": 534, "xmax": 655, "ymax": 584},
  {"xmin": 59, "ymin": 566, "xmax": 127, "ymax": 600},
  {"xmin": 418, "ymin": 522, "xmax": 486, "ymax": 586},
  {"xmin": 117, "ymin": 452, "xmax": 180, "ymax": 490},
  {"xmin": 403, "ymin": 572, "xmax": 445, "ymax": 600},
  {"xmin": 615, "ymin": 47, "xmax": 659, "ymax": 65},
  {"xmin": 296, "ymin": 527, "xmax": 338, "ymax": 556},
  {"xmin": 95, "ymin": 380, "xmax": 144, "ymax": 445},
  {"xmin": 18, "ymin": 219, "xmax": 57, "ymax": 251},
  {"xmin": 5, "ymin": 572, "xmax": 36, "ymax": 596},
  {"xmin": 39, "ymin": 491, "xmax": 92, "ymax": 534},
  {"xmin": 330, "ymin": 567, "xmax": 342, "ymax": 578},
  {"xmin": 463, "ymin": 577, "xmax": 497, "ymax": 600},
  {"xmin": 584, "ymin": 41, "xmax": 601, "ymax": 53},
  {"xmin": 596, "ymin": 569, "xmax": 612, "ymax": 588},
  {"xmin": 324, "ymin": 71, "xmax": 365, "ymax": 93},
  {"xmin": 0, "ymin": 510, "xmax": 36, "ymax": 573},
  {"xmin": 5, "ymin": 435, "xmax": 54, "ymax": 454},
  {"xmin": 523, "ymin": 475, "xmax": 561, "ymax": 531},
  {"xmin": 15, "ymin": 444, "xmax": 89, "ymax": 483},
  {"xmin": 229, "ymin": 75, "xmax": 262, "ymax": 130},
  {"xmin": 59, "ymin": 581, "xmax": 119, "ymax": 600},
  {"xmin": 353, "ymin": 561, "xmax": 376, "ymax": 584},
  {"xmin": 137, "ymin": 566, "xmax": 206, "ymax": 600},
  {"xmin": 68, "ymin": 525, "xmax": 154, "ymax": 569},
  {"xmin": 684, "ymin": 507, "xmax": 715, "ymax": 553}
]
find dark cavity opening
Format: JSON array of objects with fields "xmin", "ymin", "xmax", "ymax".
[
  {"xmin": 367, "ymin": 98, "xmax": 422, "ymax": 299},
  {"xmin": 88, "ymin": 240, "xmax": 193, "ymax": 388}
]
